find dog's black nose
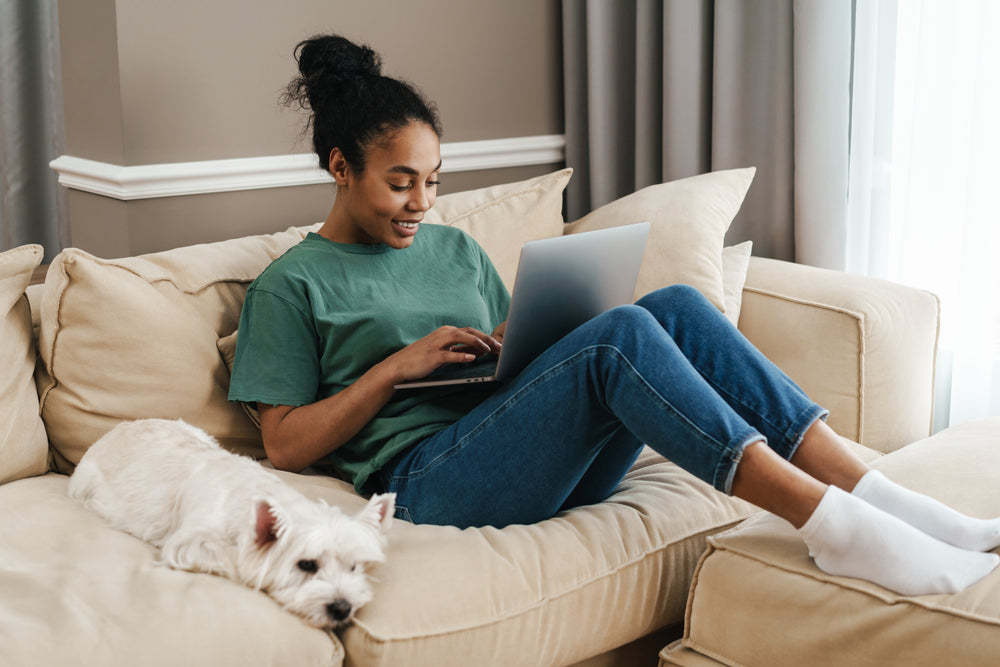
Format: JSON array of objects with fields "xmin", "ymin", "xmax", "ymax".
[{"xmin": 327, "ymin": 599, "xmax": 352, "ymax": 622}]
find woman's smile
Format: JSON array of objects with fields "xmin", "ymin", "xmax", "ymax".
[{"xmin": 392, "ymin": 219, "xmax": 420, "ymax": 237}]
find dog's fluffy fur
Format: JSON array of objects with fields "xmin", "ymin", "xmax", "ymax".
[{"xmin": 68, "ymin": 418, "xmax": 394, "ymax": 629}]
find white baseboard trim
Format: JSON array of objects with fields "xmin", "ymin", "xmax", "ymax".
[{"xmin": 49, "ymin": 134, "xmax": 566, "ymax": 201}]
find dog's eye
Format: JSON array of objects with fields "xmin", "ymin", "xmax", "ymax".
[{"xmin": 297, "ymin": 559, "xmax": 318, "ymax": 574}]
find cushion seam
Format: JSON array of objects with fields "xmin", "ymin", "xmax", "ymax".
[
  {"xmin": 741, "ymin": 286, "xmax": 865, "ymax": 318},
  {"xmin": 681, "ymin": 638, "xmax": 746, "ymax": 667}
]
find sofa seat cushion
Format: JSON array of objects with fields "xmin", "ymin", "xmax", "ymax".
[
  {"xmin": 0, "ymin": 473, "xmax": 344, "ymax": 667},
  {"xmin": 1, "ymin": 450, "xmax": 760, "ymax": 667},
  {"xmin": 267, "ymin": 447, "xmax": 758, "ymax": 667},
  {"xmin": 666, "ymin": 418, "xmax": 1000, "ymax": 667}
]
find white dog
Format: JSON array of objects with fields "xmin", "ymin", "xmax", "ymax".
[{"xmin": 68, "ymin": 418, "xmax": 395, "ymax": 629}]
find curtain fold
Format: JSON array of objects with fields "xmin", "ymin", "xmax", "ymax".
[
  {"xmin": 561, "ymin": 0, "xmax": 851, "ymax": 263},
  {"xmin": 0, "ymin": 0, "xmax": 68, "ymax": 260},
  {"xmin": 711, "ymin": 0, "xmax": 797, "ymax": 261}
]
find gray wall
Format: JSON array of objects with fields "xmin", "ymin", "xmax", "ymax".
[{"xmin": 57, "ymin": 0, "xmax": 563, "ymax": 257}]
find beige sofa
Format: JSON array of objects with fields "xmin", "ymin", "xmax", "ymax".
[{"xmin": 3, "ymin": 167, "xmax": 982, "ymax": 667}]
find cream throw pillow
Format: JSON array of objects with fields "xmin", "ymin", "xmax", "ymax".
[
  {"xmin": 35, "ymin": 227, "xmax": 314, "ymax": 470},
  {"xmin": 564, "ymin": 168, "xmax": 756, "ymax": 312},
  {"xmin": 0, "ymin": 245, "xmax": 49, "ymax": 484},
  {"xmin": 37, "ymin": 170, "xmax": 573, "ymax": 467},
  {"xmin": 216, "ymin": 330, "xmax": 260, "ymax": 429},
  {"xmin": 722, "ymin": 241, "xmax": 753, "ymax": 326}
]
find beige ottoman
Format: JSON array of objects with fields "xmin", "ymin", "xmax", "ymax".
[{"xmin": 660, "ymin": 418, "xmax": 1000, "ymax": 667}]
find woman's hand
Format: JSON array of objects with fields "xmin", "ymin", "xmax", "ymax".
[{"xmin": 380, "ymin": 325, "xmax": 502, "ymax": 383}]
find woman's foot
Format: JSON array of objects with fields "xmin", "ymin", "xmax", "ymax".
[
  {"xmin": 852, "ymin": 469, "xmax": 1000, "ymax": 552},
  {"xmin": 799, "ymin": 485, "xmax": 999, "ymax": 596}
]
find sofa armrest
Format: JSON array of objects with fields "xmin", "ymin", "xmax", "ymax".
[{"xmin": 737, "ymin": 257, "xmax": 940, "ymax": 454}]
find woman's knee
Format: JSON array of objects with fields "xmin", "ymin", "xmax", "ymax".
[
  {"xmin": 636, "ymin": 284, "xmax": 708, "ymax": 312},
  {"xmin": 570, "ymin": 305, "xmax": 659, "ymax": 353},
  {"xmin": 593, "ymin": 304, "xmax": 657, "ymax": 334}
]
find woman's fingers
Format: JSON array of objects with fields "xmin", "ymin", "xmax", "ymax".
[
  {"xmin": 446, "ymin": 327, "xmax": 501, "ymax": 356},
  {"xmin": 387, "ymin": 326, "xmax": 501, "ymax": 383}
]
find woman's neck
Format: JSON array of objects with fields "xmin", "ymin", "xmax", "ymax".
[{"xmin": 318, "ymin": 203, "xmax": 350, "ymax": 243}]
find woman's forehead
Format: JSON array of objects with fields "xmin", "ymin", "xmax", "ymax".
[{"xmin": 369, "ymin": 123, "xmax": 441, "ymax": 173}]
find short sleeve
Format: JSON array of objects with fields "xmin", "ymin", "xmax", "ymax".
[
  {"xmin": 475, "ymin": 243, "xmax": 511, "ymax": 329},
  {"xmin": 229, "ymin": 287, "xmax": 321, "ymax": 407}
]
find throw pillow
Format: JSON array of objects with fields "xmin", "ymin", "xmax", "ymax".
[
  {"xmin": 216, "ymin": 330, "xmax": 260, "ymax": 428},
  {"xmin": 563, "ymin": 168, "xmax": 756, "ymax": 313},
  {"xmin": 35, "ymin": 227, "xmax": 314, "ymax": 470},
  {"xmin": 0, "ymin": 245, "xmax": 49, "ymax": 484},
  {"xmin": 722, "ymin": 241, "xmax": 753, "ymax": 326}
]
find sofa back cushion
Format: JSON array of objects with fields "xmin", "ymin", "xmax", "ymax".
[
  {"xmin": 0, "ymin": 245, "xmax": 49, "ymax": 484},
  {"xmin": 36, "ymin": 170, "xmax": 571, "ymax": 469}
]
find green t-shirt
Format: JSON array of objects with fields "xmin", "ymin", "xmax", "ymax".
[{"xmin": 229, "ymin": 225, "xmax": 510, "ymax": 493}]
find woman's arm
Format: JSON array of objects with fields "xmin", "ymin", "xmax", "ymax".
[{"xmin": 259, "ymin": 325, "xmax": 502, "ymax": 472}]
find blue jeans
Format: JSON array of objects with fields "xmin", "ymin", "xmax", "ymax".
[{"xmin": 375, "ymin": 284, "xmax": 828, "ymax": 528}]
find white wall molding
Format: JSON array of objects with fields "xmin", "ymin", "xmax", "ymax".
[{"xmin": 49, "ymin": 134, "xmax": 566, "ymax": 201}]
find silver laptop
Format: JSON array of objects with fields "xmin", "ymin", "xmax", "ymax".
[{"xmin": 394, "ymin": 221, "xmax": 650, "ymax": 389}]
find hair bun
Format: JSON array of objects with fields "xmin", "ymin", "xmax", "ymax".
[
  {"xmin": 282, "ymin": 33, "xmax": 441, "ymax": 175},
  {"xmin": 295, "ymin": 35, "xmax": 382, "ymax": 87}
]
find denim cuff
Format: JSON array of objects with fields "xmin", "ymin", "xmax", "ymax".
[
  {"xmin": 774, "ymin": 404, "xmax": 830, "ymax": 462},
  {"xmin": 719, "ymin": 432, "xmax": 768, "ymax": 496}
]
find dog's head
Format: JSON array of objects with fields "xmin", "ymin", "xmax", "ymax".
[{"xmin": 245, "ymin": 493, "xmax": 395, "ymax": 629}]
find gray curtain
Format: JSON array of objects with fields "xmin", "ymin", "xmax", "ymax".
[
  {"xmin": 562, "ymin": 0, "xmax": 852, "ymax": 265},
  {"xmin": 0, "ymin": 0, "xmax": 68, "ymax": 260}
]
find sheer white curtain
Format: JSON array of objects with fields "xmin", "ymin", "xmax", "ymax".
[{"xmin": 847, "ymin": 0, "xmax": 1000, "ymax": 428}]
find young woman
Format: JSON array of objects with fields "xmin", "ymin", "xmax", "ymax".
[{"xmin": 230, "ymin": 34, "xmax": 1000, "ymax": 596}]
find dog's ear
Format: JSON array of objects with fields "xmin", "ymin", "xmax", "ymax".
[
  {"xmin": 255, "ymin": 500, "xmax": 282, "ymax": 549},
  {"xmin": 357, "ymin": 493, "xmax": 395, "ymax": 532}
]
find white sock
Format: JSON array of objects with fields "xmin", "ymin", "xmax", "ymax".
[
  {"xmin": 799, "ymin": 485, "xmax": 999, "ymax": 596},
  {"xmin": 853, "ymin": 470, "xmax": 1000, "ymax": 552}
]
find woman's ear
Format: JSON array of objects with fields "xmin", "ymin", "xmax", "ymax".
[{"xmin": 328, "ymin": 148, "xmax": 350, "ymax": 185}]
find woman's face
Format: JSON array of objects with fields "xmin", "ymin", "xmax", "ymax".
[{"xmin": 332, "ymin": 121, "xmax": 441, "ymax": 249}]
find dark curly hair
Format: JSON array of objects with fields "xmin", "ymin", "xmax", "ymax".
[{"xmin": 282, "ymin": 34, "xmax": 442, "ymax": 174}]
